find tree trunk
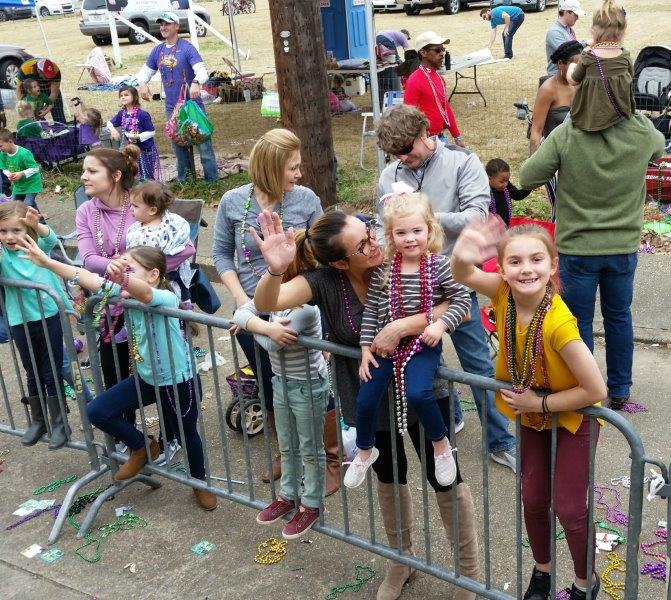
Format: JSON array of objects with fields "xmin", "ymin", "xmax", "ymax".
[{"xmin": 268, "ymin": 0, "xmax": 337, "ymax": 208}]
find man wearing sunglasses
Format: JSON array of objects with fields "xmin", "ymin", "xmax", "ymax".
[
  {"xmin": 374, "ymin": 104, "xmax": 518, "ymax": 474},
  {"xmin": 403, "ymin": 31, "xmax": 464, "ymax": 148}
]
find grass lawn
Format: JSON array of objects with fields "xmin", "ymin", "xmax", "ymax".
[{"xmin": 0, "ymin": 0, "xmax": 667, "ymax": 212}]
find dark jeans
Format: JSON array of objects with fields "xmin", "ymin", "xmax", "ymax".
[
  {"xmin": 559, "ymin": 252, "xmax": 637, "ymax": 398},
  {"xmin": 356, "ymin": 343, "xmax": 448, "ymax": 449},
  {"xmin": 521, "ymin": 419, "xmax": 599, "ymax": 579},
  {"xmin": 502, "ymin": 15, "xmax": 525, "ymax": 59},
  {"xmin": 51, "ymin": 93, "xmax": 65, "ymax": 124},
  {"xmin": 12, "ymin": 314, "xmax": 64, "ymax": 398},
  {"xmin": 87, "ymin": 375, "xmax": 205, "ymax": 479},
  {"xmin": 236, "ymin": 325, "xmax": 275, "ymax": 412},
  {"xmin": 372, "ymin": 395, "xmax": 463, "ymax": 493}
]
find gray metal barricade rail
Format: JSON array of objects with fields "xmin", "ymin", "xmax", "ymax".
[
  {"xmin": 0, "ymin": 278, "xmax": 108, "ymax": 543},
  {"xmin": 74, "ymin": 294, "xmax": 651, "ymax": 600}
]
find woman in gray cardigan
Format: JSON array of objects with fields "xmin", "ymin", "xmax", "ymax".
[{"xmin": 212, "ymin": 128, "xmax": 324, "ymax": 485}]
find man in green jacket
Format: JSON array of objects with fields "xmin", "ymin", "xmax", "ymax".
[{"xmin": 519, "ymin": 114, "xmax": 666, "ymax": 410}]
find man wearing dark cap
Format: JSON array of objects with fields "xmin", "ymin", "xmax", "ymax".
[
  {"xmin": 403, "ymin": 31, "xmax": 463, "ymax": 148},
  {"xmin": 136, "ymin": 12, "xmax": 218, "ymax": 181}
]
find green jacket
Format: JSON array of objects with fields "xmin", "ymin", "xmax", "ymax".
[{"xmin": 519, "ymin": 114, "xmax": 666, "ymax": 255}]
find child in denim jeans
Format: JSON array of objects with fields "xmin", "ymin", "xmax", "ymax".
[{"xmin": 233, "ymin": 229, "xmax": 329, "ymax": 540}]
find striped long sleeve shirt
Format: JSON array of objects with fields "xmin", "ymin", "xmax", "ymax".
[{"xmin": 360, "ymin": 254, "xmax": 471, "ymax": 347}]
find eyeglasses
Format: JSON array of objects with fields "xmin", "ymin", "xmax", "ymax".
[
  {"xmin": 394, "ymin": 139, "xmax": 416, "ymax": 156},
  {"xmin": 424, "ymin": 46, "xmax": 445, "ymax": 54},
  {"xmin": 345, "ymin": 218, "xmax": 377, "ymax": 258}
]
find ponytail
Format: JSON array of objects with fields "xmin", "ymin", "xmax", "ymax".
[{"xmin": 592, "ymin": 0, "xmax": 627, "ymax": 43}]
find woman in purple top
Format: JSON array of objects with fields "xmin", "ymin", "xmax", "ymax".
[{"xmin": 76, "ymin": 146, "xmax": 195, "ymax": 390}]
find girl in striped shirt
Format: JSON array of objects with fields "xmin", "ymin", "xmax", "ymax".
[
  {"xmin": 233, "ymin": 229, "xmax": 329, "ymax": 540},
  {"xmin": 343, "ymin": 193, "xmax": 471, "ymax": 489}
]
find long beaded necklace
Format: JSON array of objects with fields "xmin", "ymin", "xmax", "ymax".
[
  {"xmin": 239, "ymin": 185, "xmax": 284, "ymax": 279},
  {"xmin": 420, "ymin": 65, "xmax": 451, "ymax": 130},
  {"xmin": 94, "ymin": 193, "xmax": 131, "ymax": 259},
  {"xmin": 640, "ymin": 527, "xmax": 668, "ymax": 581},
  {"xmin": 503, "ymin": 285, "xmax": 552, "ymax": 431},
  {"xmin": 93, "ymin": 269, "xmax": 129, "ymax": 340},
  {"xmin": 337, "ymin": 270, "xmax": 360, "ymax": 336},
  {"xmin": 159, "ymin": 39, "xmax": 179, "ymax": 88},
  {"xmin": 588, "ymin": 48, "xmax": 627, "ymax": 119},
  {"xmin": 121, "ymin": 105, "xmax": 140, "ymax": 144},
  {"xmin": 489, "ymin": 186, "xmax": 512, "ymax": 222},
  {"xmin": 388, "ymin": 251, "xmax": 436, "ymax": 435},
  {"xmin": 147, "ymin": 315, "xmax": 194, "ymax": 418}
]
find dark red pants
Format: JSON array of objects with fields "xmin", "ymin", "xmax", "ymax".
[{"xmin": 521, "ymin": 418, "xmax": 599, "ymax": 579}]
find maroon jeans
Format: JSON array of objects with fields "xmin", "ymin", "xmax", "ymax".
[{"xmin": 521, "ymin": 418, "xmax": 600, "ymax": 579}]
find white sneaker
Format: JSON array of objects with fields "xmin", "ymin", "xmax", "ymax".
[
  {"xmin": 454, "ymin": 420, "xmax": 465, "ymax": 434},
  {"xmin": 434, "ymin": 445, "xmax": 457, "ymax": 487},
  {"xmin": 490, "ymin": 448, "xmax": 517, "ymax": 473},
  {"xmin": 115, "ymin": 442, "xmax": 128, "ymax": 454},
  {"xmin": 343, "ymin": 447, "xmax": 380, "ymax": 489},
  {"xmin": 155, "ymin": 439, "xmax": 181, "ymax": 466}
]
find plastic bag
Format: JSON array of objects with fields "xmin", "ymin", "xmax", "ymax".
[
  {"xmin": 260, "ymin": 91, "xmax": 281, "ymax": 118},
  {"xmin": 164, "ymin": 84, "xmax": 189, "ymax": 146},
  {"xmin": 177, "ymin": 100, "xmax": 213, "ymax": 145}
]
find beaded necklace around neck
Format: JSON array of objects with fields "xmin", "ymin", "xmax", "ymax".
[
  {"xmin": 489, "ymin": 186, "xmax": 512, "ymax": 222},
  {"xmin": 240, "ymin": 184, "xmax": 284, "ymax": 279},
  {"xmin": 94, "ymin": 192, "xmax": 131, "ymax": 259}
]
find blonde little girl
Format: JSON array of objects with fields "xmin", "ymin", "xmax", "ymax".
[{"xmin": 343, "ymin": 193, "xmax": 471, "ymax": 490}]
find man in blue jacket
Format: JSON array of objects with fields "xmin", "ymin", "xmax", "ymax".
[{"xmin": 481, "ymin": 5, "xmax": 525, "ymax": 59}]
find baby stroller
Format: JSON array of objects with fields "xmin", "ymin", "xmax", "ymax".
[
  {"xmin": 225, "ymin": 365, "xmax": 265, "ymax": 437},
  {"xmin": 633, "ymin": 45, "xmax": 671, "ymax": 114}
]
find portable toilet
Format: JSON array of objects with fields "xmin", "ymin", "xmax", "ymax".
[{"xmin": 320, "ymin": 0, "xmax": 368, "ymax": 61}]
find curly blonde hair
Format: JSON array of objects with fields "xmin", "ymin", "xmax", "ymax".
[{"xmin": 382, "ymin": 192, "xmax": 444, "ymax": 263}]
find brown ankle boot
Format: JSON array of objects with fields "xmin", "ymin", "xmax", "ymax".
[
  {"xmin": 323, "ymin": 409, "xmax": 341, "ymax": 497},
  {"xmin": 261, "ymin": 412, "xmax": 281, "ymax": 483},
  {"xmin": 115, "ymin": 436, "xmax": 159, "ymax": 481},
  {"xmin": 377, "ymin": 482, "xmax": 418, "ymax": 600},
  {"xmin": 193, "ymin": 478, "xmax": 218, "ymax": 511},
  {"xmin": 435, "ymin": 483, "xmax": 481, "ymax": 600}
]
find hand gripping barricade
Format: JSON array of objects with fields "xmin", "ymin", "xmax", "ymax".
[
  {"xmin": 0, "ymin": 277, "xmax": 107, "ymax": 544},
  {"xmin": 66, "ymin": 290, "xmax": 660, "ymax": 600}
]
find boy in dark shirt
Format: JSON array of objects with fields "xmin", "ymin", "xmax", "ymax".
[{"xmin": 485, "ymin": 158, "xmax": 530, "ymax": 226}]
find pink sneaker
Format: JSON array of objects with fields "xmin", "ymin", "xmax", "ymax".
[
  {"xmin": 256, "ymin": 497, "xmax": 295, "ymax": 525},
  {"xmin": 281, "ymin": 505, "xmax": 320, "ymax": 540}
]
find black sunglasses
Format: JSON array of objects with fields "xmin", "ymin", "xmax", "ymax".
[{"xmin": 394, "ymin": 140, "xmax": 416, "ymax": 156}]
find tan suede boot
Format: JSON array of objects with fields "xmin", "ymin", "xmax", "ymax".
[
  {"xmin": 377, "ymin": 482, "xmax": 418, "ymax": 600},
  {"xmin": 323, "ymin": 409, "xmax": 341, "ymax": 497},
  {"xmin": 435, "ymin": 483, "xmax": 481, "ymax": 600},
  {"xmin": 114, "ymin": 436, "xmax": 159, "ymax": 481},
  {"xmin": 261, "ymin": 412, "xmax": 281, "ymax": 483}
]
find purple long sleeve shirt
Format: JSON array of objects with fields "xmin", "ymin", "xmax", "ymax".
[{"xmin": 76, "ymin": 196, "xmax": 195, "ymax": 275}]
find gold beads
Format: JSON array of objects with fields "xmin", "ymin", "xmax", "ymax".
[{"xmin": 254, "ymin": 537, "xmax": 287, "ymax": 564}]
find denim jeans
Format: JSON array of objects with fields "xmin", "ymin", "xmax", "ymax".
[
  {"xmin": 502, "ymin": 15, "xmax": 525, "ymax": 59},
  {"xmin": 356, "ymin": 343, "xmax": 448, "ymax": 449},
  {"xmin": 451, "ymin": 291, "xmax": 516, "ymax": 454},
  {"xmin": 87, "ymin": 375, "xmax": 205, "ymax": 479},
  {"xmin": 11, "ymin": 315, "xmax": 64, "ymax": 398},
  {"xmin": 12, "ymin": 193, "xmax": 39, "ymax": 209},
  {"xmin": 559, "ymin": 252, "xmax": 637, "ymax": 398},
  {"xmin": 166, "ymin": 108, "xmax": 218, "ymax": 181},
  {"xmin": 273, "ymin": 375, "xmax": 328, "ymax": 508}
]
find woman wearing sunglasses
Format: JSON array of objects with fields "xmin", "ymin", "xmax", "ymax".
[{"xmin": 253, "ymin": 209, "xmax": 480, "ymax": 600}]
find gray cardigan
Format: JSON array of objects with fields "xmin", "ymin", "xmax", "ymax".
[{"xmin": 212, "ymin": 183, "xmax": 323, "ymax": 298}]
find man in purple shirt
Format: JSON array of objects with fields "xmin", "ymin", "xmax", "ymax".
[{"xmin": 136, "ymin": 12, "xmax": 218, "ymax": 182}]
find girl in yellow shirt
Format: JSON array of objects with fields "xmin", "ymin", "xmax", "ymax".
[{"xmin": 451, "ymin": 219, "xmax": 606, "ymax": 600}]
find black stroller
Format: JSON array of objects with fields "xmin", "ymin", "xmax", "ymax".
[{"xmin": 633, "ymin": 45, "xmax": 671, "ymax": 140}]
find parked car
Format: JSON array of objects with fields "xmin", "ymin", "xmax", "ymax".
[
  {"xmin": 396, "ymin": 0, "xmax": 482, "ymax": 16},
  {"xmin": 0, "ymin": 44, "xmax": 34, "ymax": 89},
  {"xmin": 34, "ymin": 0, "xmax": 75, "ymax": 16},
  {"xmin": 79, "ymin": 0, "xmax": 211, "ymax": 46},
  {"xmin": 373, "ymin": 0, "xmax": 402, "ymax": 11},
  {"xmin": 0, "ymin": 0, "xmax": 34, "ymax": 22},
  {"xmin": 489, "ymin": 0, "xmax": 559, "ymax": 12}
]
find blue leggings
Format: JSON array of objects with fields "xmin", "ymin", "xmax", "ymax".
[
  {"xmin": 356, "ymin": 343, "xmax": 448, "ymax": 449},
  {"xmin": 87, "ymin": 375, "xmax": 205, "ymax": 479}
]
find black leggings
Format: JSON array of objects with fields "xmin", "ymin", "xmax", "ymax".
[{"xmin": 372, "ymin": 397, "xmax": 463, "ymax": 493}]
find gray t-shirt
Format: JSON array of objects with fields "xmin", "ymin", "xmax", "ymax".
[
  {"xmin": 212, "ymin": 183, "xmax": 323, "ymax": 298},
  {"xmin": 545, "ymin": 21, "xmax": 575, "ymax": 75},
  {"xmin": 302, "ymin": 267, "xmax": 450, "ymax": 431}
]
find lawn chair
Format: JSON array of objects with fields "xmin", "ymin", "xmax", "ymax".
[{"xmin": 76, "ymin": 48, "xmax": 113, "ymax": 86}]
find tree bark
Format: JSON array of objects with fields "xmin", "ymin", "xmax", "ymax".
[{"xmin": 268, "ymin": 0, "xmax": 337, "ymax": 208}]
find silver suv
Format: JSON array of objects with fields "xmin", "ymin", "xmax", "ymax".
[
  {"xmin": 396, "ymin": 0, "xmax": 481, "ymax": 16},
  {"xmin": 79, "ymin": 0, "xmax": 211, "ymax": 46}
]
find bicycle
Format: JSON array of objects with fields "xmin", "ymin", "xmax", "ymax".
[{"xmin": 222, "ymin": 0, "xmax": 256, "ymax": 15}]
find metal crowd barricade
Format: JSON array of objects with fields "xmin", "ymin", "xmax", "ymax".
[
  {"xmin": 0, "ymin": 278, "xmax": 108, "ymax": 543},
  {"xmin": 72, "ymin": 295, "xmax": 649, "ymax": 599}
]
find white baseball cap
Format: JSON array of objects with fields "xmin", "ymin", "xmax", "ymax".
[
  {"xmin": 560, "ymin": 0, "xmax": 585, "ymax": 16},
  {"xmin": 156, "ymin": 11, "xmax": 179, "ymax": 24},
  {"xmin": 414, "ymin": 31, "xmax": 450, "ymax": 52}
]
